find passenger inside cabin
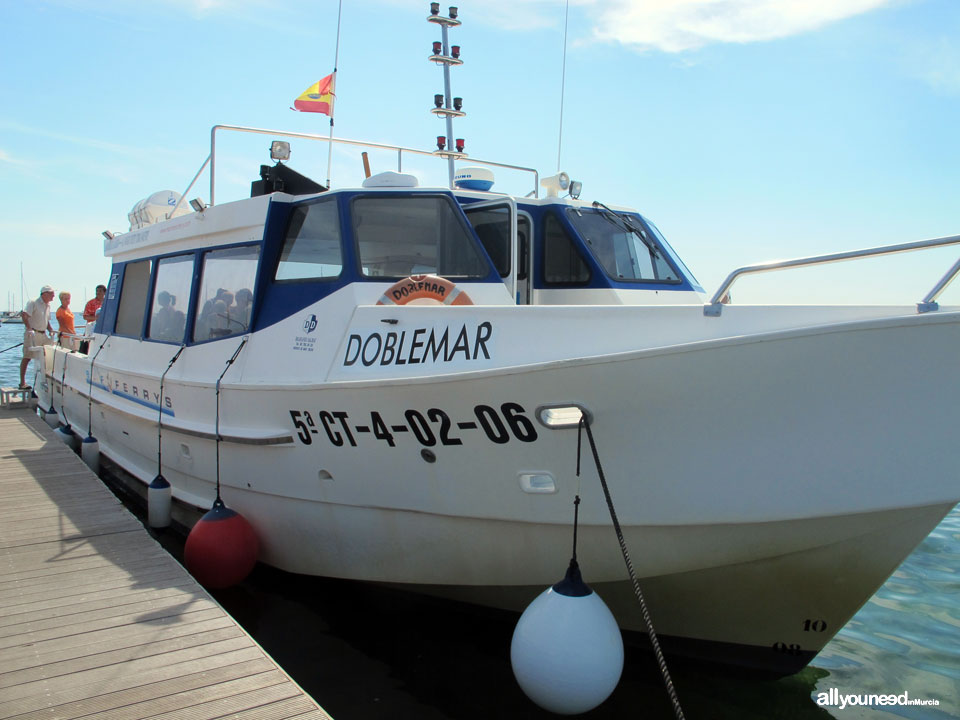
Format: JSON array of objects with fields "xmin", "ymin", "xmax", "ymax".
[
  {"xmin": 152, "ymin": 290, "xmax": 186, "ymax": 342},
  {"xmin": 209, "ymin": 299, "xmax": 231, "ymax": 337},
  {"xmin": 234, "ymin": 288, "xmax": 253, "ymax": 331},
  {"xmin": 198, "ymin": 288, "xmax": 232, "ymax": 339}
]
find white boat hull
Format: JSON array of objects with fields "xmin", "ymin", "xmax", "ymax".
[{"xmin": 40, "ymin": 305, "xmax": 960, "ymax": 673}]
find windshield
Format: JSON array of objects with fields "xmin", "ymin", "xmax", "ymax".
[
  {"xmin": 566, "ymin": 207, "xmax": 681, "ymax": 283},
  {"xmin": 642, "ymin": 216, "xmax": 702, "ymax": 290},
  {"xmin": 353, "ymin": 195, "xmax": 490, "ymax": 279}
]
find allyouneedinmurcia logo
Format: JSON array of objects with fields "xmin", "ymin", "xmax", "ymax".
[{"xmin": 816, "ymin": 688, "xmax": 940, "ymax": 709}]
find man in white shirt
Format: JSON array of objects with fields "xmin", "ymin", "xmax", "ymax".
[{"xmin": 19, "ymin": 285, "xmax": 56, "ymax": 389}]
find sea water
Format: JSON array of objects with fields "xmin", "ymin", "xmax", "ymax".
[{"xmin": 1, "ymin": 319, "xmax": 956, "ymax": 718}]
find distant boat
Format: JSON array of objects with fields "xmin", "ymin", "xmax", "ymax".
[{"xmin": 5, "ymin": 263, "xmax": 27, "ymax": 323}]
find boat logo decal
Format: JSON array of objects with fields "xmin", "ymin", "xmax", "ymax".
[
  {"xmin": 293, "ymin": 314, "xmax": 319, "ymax": 352},
  {"xmin": 86, "ymin": 370, "xmax": 175, "ymax": 416}
]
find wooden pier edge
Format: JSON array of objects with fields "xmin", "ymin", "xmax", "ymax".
[{"xmin": 0, "ymin": 405, "xmax": 333, "ymax": 720}]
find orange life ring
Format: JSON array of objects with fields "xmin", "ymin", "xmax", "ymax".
[{"xmin": 377, "ymin": 274, "xmax": 473, "ymax": 306}]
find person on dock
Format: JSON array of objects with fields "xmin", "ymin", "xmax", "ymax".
[
  {"xmin": 79, "ymin": 284, "xmax": 106, "ymax": 353},
  {"xmin": 19, "ymin": 285, "xmax": 55, "ymax": 389},
  {"xmin": 56, "ymin": 292, "xmax": 77, "ymax": 351}
]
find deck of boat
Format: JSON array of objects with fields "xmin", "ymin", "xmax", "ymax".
[{"xmin": 0, "ymin": 405, "xmax": 332, "ymax": 720}]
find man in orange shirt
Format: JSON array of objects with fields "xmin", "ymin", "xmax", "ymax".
[{"xmin": 83, "ymin": 284, "xmax": 107, "ymax": 325}]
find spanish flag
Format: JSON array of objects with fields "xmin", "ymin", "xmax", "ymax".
[{"xmin": 293, "ymin": 73, "xmax": 335, "ymax": 115}]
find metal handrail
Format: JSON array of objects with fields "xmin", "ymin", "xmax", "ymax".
[
  {"xmin": 171, "ymin": 153, "xmax": 212, "ymax": 218},
  {"xmin": 704, "ymin": 233, "xmax": 960, "ymax": 316},
  {"xmin": 177, "ymin": 124, "xmax": 541, "ymax": 206}
]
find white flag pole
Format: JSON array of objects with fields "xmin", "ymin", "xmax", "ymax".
[{"xmin": 326, "ymin": 0, "xmax": 343, "ymax": 189}]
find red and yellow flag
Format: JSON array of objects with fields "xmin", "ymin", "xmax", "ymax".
[{"xmin": 292, "ymin": 73, "xmax": 336, "ymax": 115}]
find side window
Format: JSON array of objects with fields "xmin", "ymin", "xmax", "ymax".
[
  {"xmin": 148, "ymin": 255, "xmax": 193, "ymax": 343},
  {"xmin": 464, "ymin": 207, "xmax": 531, "ymax": 281},
  {"xmin": 466, "ymin": 205, "xmax": 511, "ymax": 278},
  {"xmin": 115, "ymin": 260, "xmax": 152, "ymax": 337},
  {"xmin": 544, "ymin": 214, "xmax": 590, "ymax": 284},
  {"xmin": 517, "ymin": 215, "xmax": 530, "ymax": 281},
  {"xmin": 193, "ymin": 245, "xmax": 260, "ymax": 342},
  {"xmin": 276, "ymin": 199, "xmax": 342, "ymax": 281}
]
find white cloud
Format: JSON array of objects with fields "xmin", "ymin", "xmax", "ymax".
[
  {"xmin": 418, "ymin": 0, "xmax": 896, "ymax": 51},
  {"xmin": 0, "ymin": 121, "xmax": 142, "ymax": 156},
  {"xmin": 0, "ymin": 148, "xmax": 27, "ymax": 165},
  {"xmin": 901, "ymin": 36, "xmax": 960, "ymax": 95},
  {"xmin": 590, "ymin": 0, "xmax": 896, "ymax": 52}
]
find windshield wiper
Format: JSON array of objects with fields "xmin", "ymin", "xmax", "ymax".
[{"xmin": 591, "ymin": 201, "xmax": 661, "ymax": 260}]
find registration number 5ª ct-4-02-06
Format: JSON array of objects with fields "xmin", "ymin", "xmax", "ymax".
[{"xmin": 289, "ymin": 403, "xmax": 539, "ymax": 448}]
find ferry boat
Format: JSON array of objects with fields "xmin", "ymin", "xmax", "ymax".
[{"xmin": 34, "ymin": 8, "xmax": 960, "ymax": 676}]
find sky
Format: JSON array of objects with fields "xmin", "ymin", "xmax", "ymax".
[{"xmin": 1, "ymin": 0, "xmax": 959, "ymax": 310}]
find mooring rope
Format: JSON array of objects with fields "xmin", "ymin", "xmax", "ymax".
[
  {"xmin": 87, "ymin": 336, "xmax": 110, "ymax": 436},
  {"xmin": 0, "ymin": 342, "xmax": 23, "ymax": 354},
  {"xmin": 577, "ymin": 415, "xmax": 686, "ymax": 720},
  {"xmin": 156, "ymin": 345, "xmax": 186, "ymax": 473},
  {"xmin": 214, "ymin": 337, "xmax": 248, "ymax": 501},
  {"xmin": 58, "ymin": 347, "xmax": 69, "ymax": 425}
]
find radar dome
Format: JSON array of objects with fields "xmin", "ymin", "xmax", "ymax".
[{"xmin": 454, "ymin": 167, "xmax": 494, "ymax": 191}]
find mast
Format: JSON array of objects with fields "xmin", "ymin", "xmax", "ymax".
[
  {"xmin": 428, "ymin": 3, "xmax": 466, "ymax": 187},
  {"xmin": 326, "ymin": 0, "xmax": 343, "ymax": 189}
]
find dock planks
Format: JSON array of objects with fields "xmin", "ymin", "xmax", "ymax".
[{"xmin": 0, "ymin": 406, "xmax": 332, "ymax": 720}]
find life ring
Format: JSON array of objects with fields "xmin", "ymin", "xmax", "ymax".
[{"xmin": 377, "ymin": 274, "xmax": 473, "ymax": 306}]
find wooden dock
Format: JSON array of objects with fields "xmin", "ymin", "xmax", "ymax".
[{"xmin": 0, "ymin": 406, "xmax": 333, "ymax": 720}]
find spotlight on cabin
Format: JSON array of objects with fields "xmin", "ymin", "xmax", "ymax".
[
  {"xmin": 189, "ymin": 198, "xmax": 207, "ymax": 213},
  {"xmin": 102, "ymin": 230, "xmax": 115, "ymax": 240},
  {"xmin": 270, "ymin": 140, "xmax": 291, "ymax": 161},
  {"xmin": 430, "ymin": 2, "xmax": 440, "ymax": 15},
  {"xmin": 455, "ymin": 138, "xmax": 465, "ymax": 153},
  {"xmin": 434, "ymin": 93, "xmax": 444, "ymax": 108},
  {"xmin": 451, "ymin": 45, "xmax": 460, "ymax": 59},
  {"xmin": 437, "ymin": 136, "xmax": 447, "ymax": 151},
  {"xmin": 449, "ymin": 6, "xmax": 458, "ymax": 19},
  {"xmin": 453, "ymin": 97, "xmax": 463, "ymax": 111},
  {"xmin": 541, "ymin": 172, "xmax": 571, "ymax": 197},
  {"xmin": 569, "ymin": 180, "xmax": 583, "ymax": 200}
]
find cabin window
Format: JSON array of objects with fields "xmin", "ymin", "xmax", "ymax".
[
  {"xmin": 464, "ymin": 206, "xmax": 530, "ymax": 280},
  {"xmin": 353, "ymin": 195, "xmax": 489, "ymax": 278},
  {"xmin": 276, "ymin": 198, "xmax": 343, "ymax": 281},
  {"xmin": 114, "ymin": 260, "xmax": 152, "ymax": 337},
  {"xmin": 544, "ymin": 214, "xmax": 590, "ymax": 284},
  {"xmin": 193, "ymin": 245, "xmax": 260, "ymax": 342},
  {"xmin": 148, "ymin": 255, "xmax": 192, "ymax": 343},
  {"xmin": 567, "ymin": 208, "xmax": 681, "ymax": 283}
]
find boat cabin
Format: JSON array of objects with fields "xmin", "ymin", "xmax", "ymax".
[{"xmin": 94, "ymin": 155, "xmax": 704, "ymax": 348}]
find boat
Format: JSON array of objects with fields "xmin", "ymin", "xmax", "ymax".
[
  {"xmin": 34, "ymin": 6, "xmax": 960, "ymax": 677},
  {"xmin": 4, "ymin": 265, "xmax": 27, "ymax": 323}
]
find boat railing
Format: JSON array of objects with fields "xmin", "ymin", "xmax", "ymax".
[
  {"xmin": 704, "ymin": 234, "xmax": 960, "ymax": 316},
  {"xmin": 171, "ymin": 124, "xmax": 541, "ymax": 216}
]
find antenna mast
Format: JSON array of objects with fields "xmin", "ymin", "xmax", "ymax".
[
  {"xmin": 428, "ymin": 3, "xmax": 466, "ymax": 187},
  {"xmin": 557, "ymin": 0, "xmax": 570, "ymax": 172}
]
